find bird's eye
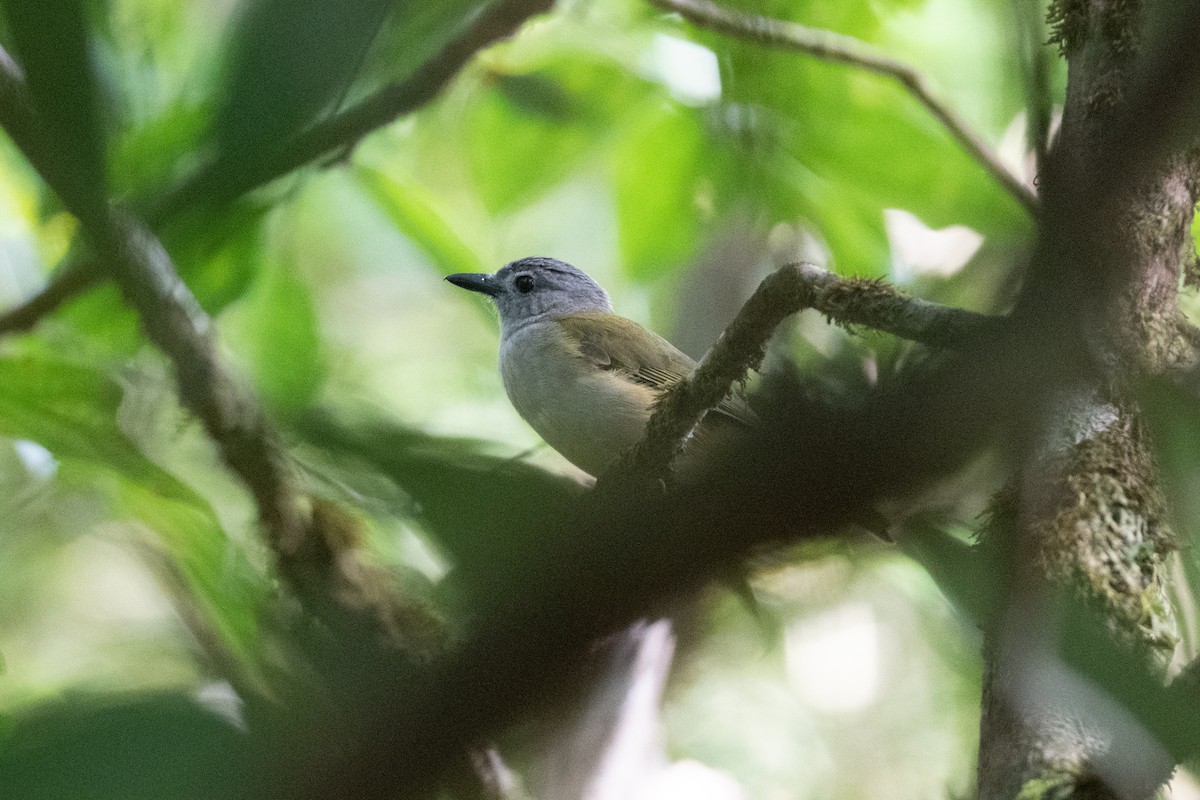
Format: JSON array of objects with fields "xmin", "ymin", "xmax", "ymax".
[{"xmin": 514, "ymin": 274, "xmax": 534, "ymax": 293}]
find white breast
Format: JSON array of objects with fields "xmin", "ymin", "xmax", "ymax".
[{"xmin": 499, "ymin": 320, "xmax": 657, "ymax": 476}]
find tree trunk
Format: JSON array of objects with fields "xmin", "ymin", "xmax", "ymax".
[{"xmin": 976, "ymin": 2, "xmax": 1200, "ymax": 798}]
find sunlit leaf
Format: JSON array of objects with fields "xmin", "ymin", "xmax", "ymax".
[{"xmin": 614, "ymin": 105, "xmax": 709, "ymax": 280}]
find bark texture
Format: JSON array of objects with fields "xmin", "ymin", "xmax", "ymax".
[{"xmin": 976, "ymin": 1, "xmax": 1200, "ymax": 798}]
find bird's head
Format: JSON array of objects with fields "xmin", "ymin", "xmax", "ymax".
[{"xmin": 446, "ymin": 256, "xmax": 612, "ymax": 332}]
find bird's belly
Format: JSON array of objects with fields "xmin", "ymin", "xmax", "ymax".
[{"xmin": 501, "ymin": 329, "xmax": 654, "ymax": 476}]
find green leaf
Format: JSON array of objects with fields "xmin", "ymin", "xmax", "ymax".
[
  {"xmin": 221, "ymin": 223, "xmax": 326, "ymax": 413},
  {"xmin": 465, "ymin": 73, "xmax": 593, "ymax": 213},
  {"xmin": 0, "ymin": 356, "xmax": 198, "ymax": 500},
  {"xmin": 1057, "ymin": 595, "xmax": 1200, "ymax": 764},
  {"xmin": 214, "ymin": 0, "xmax": 394, "ymax": 170},
  {"xmin": 59, "ymin": 284, "xmax": 145, "ymax": 356},
  {"xmin": 614, "ymin": 106, "xmax": 709, "ymax": 280},
  {"xmin": 466, "ymin": 59, "xmax": 651, "ymax": 213},
  {"xmin": 355, "ymin": 164, "xmax": 483, "ymax": 275},
  {"xmin": 110, "ymin": 100, "xmax": 210, "ymax": 200},
  {"xmin": 165, "ymin": 201, "xmax": 270, "ymax": 315},
  {"xmin": 2, "ymin": 0, "xmax": 108, "ymax": 221},
  {"xmin": 894, "ymin": 516, "xmax": 999, "ymax": 626},
  {"xmin": 0, "ymin": 693, "xmax": 247, "ymax": 800},
  {"xmin": 357, "ymin": 0, "xmax": 483, "ymax": 94},
  {"xmin": 655, "ymin": 9, "xmax": 1032, "ymax": 276}
]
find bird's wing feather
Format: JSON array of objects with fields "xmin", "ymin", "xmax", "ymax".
[
  {"xmin": 557, "ymin": 312, "xmax": 696, "ymax": 388},
  {"xmin": 556, "ymin": 312, "xmax": 756, "ymax": 426}
]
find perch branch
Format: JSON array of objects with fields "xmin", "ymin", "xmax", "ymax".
[
  {"xmin": 597, "ymin": 261, "xmax": 1004, "ymax": 489},
  {"xmin": 648, "ymin": 0, "xmax": 1040, "ymax": 218}
]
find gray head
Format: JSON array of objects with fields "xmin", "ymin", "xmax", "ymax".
[{"xmin": 446, "ymin": 257, "xmax": 612, "ymax": 331}]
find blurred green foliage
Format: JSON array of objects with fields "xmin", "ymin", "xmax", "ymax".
[{"xmin": 5, "ymin": 0, "xmax": 1187, "ymax": 798}]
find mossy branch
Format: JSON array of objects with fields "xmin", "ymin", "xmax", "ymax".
[{"xmin": 597, "ymin": 261, "xmax": 1004, "ymax": 492}]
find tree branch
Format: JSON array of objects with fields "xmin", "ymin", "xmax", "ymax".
[
  {"xmin": 648, "ymin": 0, "xmax": 1040, "ymax": 218},
  {"xmin": 102, "ymin": 213, "xmax": 310, "ymax": 547},
  {"xmin": 0, "ymin": 41, "xmax": 397, "ymax": 640},
  {"xmin": 597, "ymin": 261, "xmax": 1005, "ymax": 490}
]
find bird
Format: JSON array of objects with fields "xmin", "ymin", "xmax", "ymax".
[
  {"xmin": 448, "ymin": 256, "xmax": 753, "ymax": 797},
  {"xmin": 446, "ymin": 256, "xmax": 753, "ymax": 478}
]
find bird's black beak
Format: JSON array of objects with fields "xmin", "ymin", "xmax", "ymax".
[{"xmin": 445, "ymin": 273, "xmax": 502, "ymax": 296}]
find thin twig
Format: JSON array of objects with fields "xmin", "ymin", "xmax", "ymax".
[
  {"xmin": 597, "ymin": 261, "xmax": 1004, "ymax": 489},
  {"xmin": 147, "ymin": 0, "xmax": 555, "ymax": 222},
  {"xmin": 649, "ymin": 0, "xmax": 1040, "ymax": 218},
  {"xmin": 103, "ymin": 213, "xmax": 311, "ymax": 552},
  {"xmin": 0, "ymin": 260, "xmax": 96, "ymax": 334}
]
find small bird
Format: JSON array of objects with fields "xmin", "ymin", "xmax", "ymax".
[
  {"xmin": 448, "ymin": 257, "xmax": 748, "ymax": 796},
  {"xmin": 446, "ymin": 256, "xmax": 752, "ymax": 477}
]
